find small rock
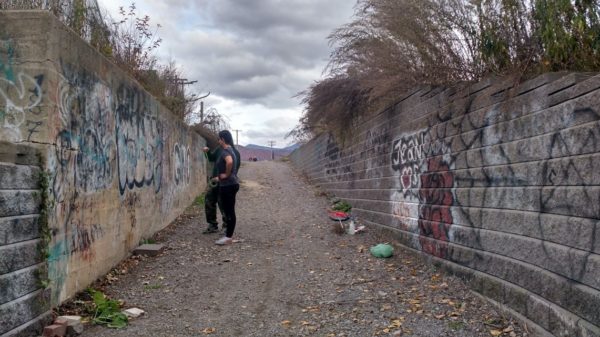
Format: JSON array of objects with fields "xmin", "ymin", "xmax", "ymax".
[
  {"xmin": 123, "ymin": 307, "xmax": 145, "ymax": 318},
  {"xmin": 43, "ymin": 324, "xmax": 67, "ymax": 337},
  {"xmin": 133, "ymin": 244, "xmax": 165, "ymax": 257},
  {"xmin": 54, "ymin": 318, "xmax": 68, "ymax": 327},
  {"xmin": 56, "ymin": 316, "xmax": 83, "ymax": 336}
]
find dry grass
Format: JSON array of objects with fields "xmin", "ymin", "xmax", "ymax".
[{"xmin": 294, "ymin": 0, "xmax": 600, "ymax": 143}]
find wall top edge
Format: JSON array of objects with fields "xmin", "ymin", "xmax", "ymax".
[{"xmin": 0, "ymin": 10, "xmax": 206, "ymax": 141}]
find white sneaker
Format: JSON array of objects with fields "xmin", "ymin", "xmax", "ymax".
[{"xmin": 215, "ymin": 236, "xmax": 233, "ymax": 245}]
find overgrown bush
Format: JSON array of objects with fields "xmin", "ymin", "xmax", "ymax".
[
  {"xmin": 1, "ymin": 0, "xmax": 221, "ymax": 124},
  {"xmin": 293, "ymin": 0, "xmax": 600, "ymax": 142}
]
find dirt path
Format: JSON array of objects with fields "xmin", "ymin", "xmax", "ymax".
[{"xmin": 78, "ymin": 161, "xmax": 526, "ymax": 337}]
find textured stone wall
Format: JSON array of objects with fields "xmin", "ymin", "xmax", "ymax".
[
  {"xmin": 0, "ymin": 142, "xmax": 52, "ymax": 337},
  {"xmin": 0, "ymin": 9, "xmax": 208, "ymax": 314},
  {"xmin": 291, "ymin": 73, "xmax": 600, "ymax": 336}
]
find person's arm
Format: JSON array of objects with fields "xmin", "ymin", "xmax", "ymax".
[
  {"xmin": 219, "ymin": 155, "xmax": 233, "ymax": 180},
  {"xmin": 203, "ymin": 147, "xmax": 218, "ymax": 162}
]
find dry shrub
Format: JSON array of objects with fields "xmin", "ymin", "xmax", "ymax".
[
  {"xmin": 295, "ymin": 0, "xmax": 600, "ymax": 142},
  {"xmin": 2, "ymin": 0, "xmax": 220, "ymax": 125}
]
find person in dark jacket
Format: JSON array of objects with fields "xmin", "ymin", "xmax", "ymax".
[
  {"xmin": 213, "ymin": 130, "xmax": 240, "ymax": 245},
  {"xmin": 202, "ymin": 138, "xmax": 240, "ymax": 234}
]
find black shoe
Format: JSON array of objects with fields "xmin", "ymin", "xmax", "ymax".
[{"xmin": 202, "ymin": 226, "xmax": 219, "ymax": 234}]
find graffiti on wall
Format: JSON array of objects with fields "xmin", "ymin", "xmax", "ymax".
[
  {"xmin": 115, "ymin": 85, "xmax": 164, "ymax": 195},
  {"xmin": 391, "ymin": 131, "xmax": 426, "ymax": 196},
  {"xmin": 0, "ymin": 33, "xmax": 202, "ymax": 302},
  {"xmin": 70, "ymin": 223, "xmax": 104, "ymax": 260},
  {"xmin": 48, "ymin": 67, "xmax": 116, "ymax": 301},
  {"xmin": 57, "ymin": 68, "xmax": 116, "ymax": 193},
  {"xmin": 293, "ymin": 77, "xmax": 600, "ymax": 336},
  {"xmin": 0, "ymin": 40, "xmax": 44, "ymax": 142},
  {"xmin": 324, "ymin": 135, "xmax": 355, "ymax": 180},
  {"xmin": 362, "ymin": 127, "xmax": 390, "ymax": 176},
  {"xmin": 390, "ymin": 128, "xmax": 455, "ymax": 258},
  {"xmin": 417, "ymin": 157, "xmax": 454, "ymax": 258},
  {"xmin": 173, "ymin": 143, "xmax": 191, "ymax": 186}
]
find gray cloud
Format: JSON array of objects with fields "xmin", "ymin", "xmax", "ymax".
[
  {"xmin": 150, "ymin": 0, "xmax": 355, "ymax": 105},
  {"xmin": 99, "ymin": 0, "xmax": 356, "ymax": 145}
]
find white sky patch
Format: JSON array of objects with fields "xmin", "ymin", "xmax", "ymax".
[{"xmin": 97, "ymin": 0, "xmax": 356, "ymax": 146}]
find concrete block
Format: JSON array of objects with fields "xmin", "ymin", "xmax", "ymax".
[
  {"xmin": 0, "ymin": 191, "xmax": 41, "ymax": 217},
  {"xmin": 0, "ymin": 239, "xmax": 41, "ymax": 275},
  {"xmin": 43, "ymin": 323, "xmax": 66, "ymax": 337},
  {"xmin": 516, "ymin": 72, "xmax": 568, "ymax": 96},
  {"xmin": 0, "ymin": 289, "xmax": 50, "ymax": 335},
  {"xmin": 0, "ymin": 215, "xmax": 40, "ymax": 246},
  {"xmin": 0, "ymin": 264, "xmax": 43, "ymax": 305},
  {"xmin": 133, "ymin": 244, "xmax": 165, "ymax": 257},
  {"xmin": 548, "ymin": 73, "xmax": 600, "ymax": 107},
  {"xmin": 0, "ymin": 311, "xmax": 53, "ymax": 337},
  {"xmin": 53, "ymin": 318, "xmax": 68, "ymax": 327},
  {"xmin": 66, "ymin": 323, "xmax": 84, "ymax": 336},
  {"xmin": 56, "ymin": 315, "xmax": 83, "ymax": 336},
  {"xmin": 0, "ymin": 142, "xmax": 40, "ymax": 166},
  {"xmin": 0, "ymin": 163, "xmax": 40, "ymax": 190}
]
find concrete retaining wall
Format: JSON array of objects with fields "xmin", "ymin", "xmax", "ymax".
[
  {"xmin": 0, "ymin": 142, "xmax": 52, "ymax": 337},
  {"xmin": 291, "ymin": 73, "xmax": 600, "ymax": 336},
  {"xmin": 0, "ymin": 9, "xmax": 207, "ymax": 319}
]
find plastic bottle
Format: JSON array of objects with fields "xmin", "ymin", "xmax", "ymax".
[{"xmin": 347, "ymin": 219, "xmax": 356, "ymax": 235}]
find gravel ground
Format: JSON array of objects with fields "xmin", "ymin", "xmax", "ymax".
[{"xmin": 72, "ymin": 161, "xmax": 528, "ymax": 337}]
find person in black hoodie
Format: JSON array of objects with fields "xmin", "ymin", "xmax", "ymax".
[
  {"xmin": 213, "ymin": 130, "xmax": 240, "ymax": 245},
  {"xmin": 202, "ymin": 136, "xmax": 240, "ymax": 235}
]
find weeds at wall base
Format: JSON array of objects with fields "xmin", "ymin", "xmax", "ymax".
[
  {"xmin": 194, "ymin": 193, "xmax": 205, "ymax": 206},
  {"xmin": 36, "ymin": 167, "xmax": 52, "ymax": 291},
  {"xmin": 56, "ymin": 288, "xmax": 129, "ymax": 329},
  {"xmin": 140, "ymin": 238, "xmax": 156, "ymax": 245},
  {"xmin": 88, "ymin": 288, "xmax": 128, "ymax": 328}
]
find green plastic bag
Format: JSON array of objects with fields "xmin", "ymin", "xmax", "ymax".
[{"xmin": 370, "ymin": 243, "xmax": 393, "ymax": 258}]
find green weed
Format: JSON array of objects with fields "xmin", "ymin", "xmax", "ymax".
[
  {"xmin": 88, "ymin": 288, "xmax": 128, "ymax": 329},
  {"xmin": 140, "ymin": 238, "xmax": 156, "ymax": 245},
  {"xmin": 194, "ymin": 194, "xmax": 205, "ymax": 206},
  {"xmin": 332, "ymin": 200, "xmax": 352, "ymax": 213}
]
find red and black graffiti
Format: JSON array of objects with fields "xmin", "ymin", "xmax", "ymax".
[{"xmin": 418, "ymin": 157, "xmax": 454, "ymax": 258}]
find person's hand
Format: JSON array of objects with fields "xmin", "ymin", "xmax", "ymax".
[
  {"xmin": 202, "ymin": 147, "xmax": 209, "ymax": 152},
  {"xmin": 219, "ymin": 173, "xmax": 227, "ymax": 180}
]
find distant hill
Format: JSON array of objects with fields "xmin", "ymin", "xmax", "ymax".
[
  {"xmin": 236, "ymin": 143, "xmax": 299, "ymax": 161},
  {"xmin": 244, "ymin": 144, "xmax": 272, "ymax": 151},
  {"xmin": 282, "ymin": 143, "xmax": 301, "ymax": 152}
]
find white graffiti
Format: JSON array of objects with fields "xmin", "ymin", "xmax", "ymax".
[
  {"xmin": 391, "ymin": 131, "xmax": 427, "ymax": 193},
  {"xmin": 391, "ymin": 131, "xmax": 426, "ymax": 168},
  {"xmin": 115, "ymin": 85, "xmax": 164, "ymax": 195},
  {"xmin": 56, "ymin": 76, "xmax": 116, "ymax": 193},
  {"xmin": 0, "ymin": 72, "xmax": 43, "ymax": 141},
  {"xmin": 173, "ymin": 143, "xmax": 191, "ymax": 186}
]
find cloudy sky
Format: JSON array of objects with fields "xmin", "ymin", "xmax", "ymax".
[{"xmin": 97, "ymin": 0, "xmax": 356, "ymax": 147}]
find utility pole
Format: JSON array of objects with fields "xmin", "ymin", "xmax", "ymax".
[
  {"xmin": 197, "ymin": 92, "xmax": 210, "ymax": 123},
  {"xmin": 232, "ymin": 129, "xmax": 242, "ymax": 146},
  {"xmin": 268, "ymin": 140, "xmax": 276, "ymax": 160}
]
